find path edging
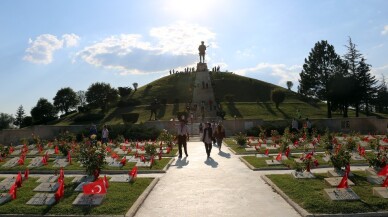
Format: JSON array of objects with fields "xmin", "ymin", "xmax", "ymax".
[{"xmin": 125, "ymin": 177, "xmax": 160, "ymax": 217}]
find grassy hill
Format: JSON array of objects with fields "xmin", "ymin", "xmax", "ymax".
[{"xmin": 53, "ymin": 71, "xmax": 387, "ymax": 126}]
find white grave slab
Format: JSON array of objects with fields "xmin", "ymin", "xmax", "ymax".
[
  {"xmin": 72, "ymin": 176, "xmax": 95, "ymax": 183},
  {"xmin": 365, "ymin": 168, "xmax": 379, "ymax": 176},
  {"xmin": 1, "ymin": 177, "xmax": 16, "ymax": 183},
  {"xmin": 33, "ymin": 182, "xmax": 59, "ymax": 192},
  {"xmin": 28, "ymin": 157, "xmax": 44, "ymax": 168},
  {"xmin": 367, "ymin": 176, "xmax": 386, "ymax": 185},
  {"xmin": 26, "ymin": 193, "xmax": 56, "ymax": 205},
  {"xmin": 324, "ymin": 188, "xmax": 360, "ymax": 201},
  {"xmin": 37, "ymin": 175, "xmax": 58, "ymax": 183},
  {"xmin": 10, "ymin": 150, "xmax": 21, "ymax": 156},
  {"xmin": 351, "ymin": 153, "xmax": 365, "ymax": 161},
  {"xmin": 1, "ymin": 157, "xmax": 20, "ymax": 168},
  {"xmin": 265, "ymin": 159, "xmax": 282, "ymax": 165},
  {"xmin": 52, "ymin": 158, "xmax": 69, "ymax": 168},
  {"xmin": 74, "ymin": 182, "xmax": 91, "ymax": 192},
  {"xmin": 380, "ymin": 141, "xmax": 388, "ymax": 146},
  {"xmin": 45, "ymin": 149, "xmax": 55, "ymax": 155},
  {"xmin": 0, "ymin": 193, "xmax": 11, "ymax": 205},
  {"xmin": 327, "ymin": 170, "xmax": 354, "ymax": 177},
  {"xmin": 324, "ymin": 177, "xmax": 355, "ymax": 187},
  {"xmin": 372, "ymin": 187, "xmax": 388, "ymax": 198},
  {"xmin": 107, "ymin": 160, "xmax": 122, "ymax": 167},
  {"xmin": 0, "ymin": 181, "xmax": 14, "ymax": 191},
  {"xmin": 322, "ymin": 155, "xmax": 331, "ymax": 163},
  {"xmin": 72, "ymin": 193, "xmax": 105, "ymax": 206},
  {"xmin": 113, "ymin": 148, "xmax": 126, "ymax": 155},
  {"xmin": 291, "ymin": 171, "xmax": 316, "ymax": 179},
  {"xmin": 255, "ymin": 154, "xmax": 267, "ymax": 158},
  {"xmin": 109, "ymin": 175, "xmax": 132, "ymax": 183},
  {"xmin": 136, "ymin": 161, "xmax": 151, "ymax": 167},
  {"xmin": 244, "ymin": 147, "xmax": 256, "ymax": 152},
  {"xmin": 136, "ymin": 149, "xmax": 146, "ymax": 155},
  {"xmin": 294, "ymin": 158, "xmax": 304, "ymax": 164}
]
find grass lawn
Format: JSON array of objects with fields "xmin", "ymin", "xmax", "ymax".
[
  {"xmin": 266, "ymin": 172, "xmax": 388, "ymax": 214},
  {"xmin": 0, "ymin": 177, "xmax": 153, "ymax": 215}
]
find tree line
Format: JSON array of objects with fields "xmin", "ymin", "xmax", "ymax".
[
  {"xmin": 299, "ymin": 38, "xmax": 388, "ymax": 118},
  {"xmin": 0, "ymin": 82, "xmax": 139, "ymax": 129}
]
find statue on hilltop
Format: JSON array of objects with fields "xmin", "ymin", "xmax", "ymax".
[{"xmin": 198, "ymin": 41, "xmax": 207, "ymax": 63}]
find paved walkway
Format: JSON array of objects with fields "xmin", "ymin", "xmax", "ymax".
[
  {"xmin": 192, "ymin": 71, "xmax": 217, "ymax": 120},
  {"xmin": 135, "ymin": 141, "xmax": 300, "ymax": 217}
]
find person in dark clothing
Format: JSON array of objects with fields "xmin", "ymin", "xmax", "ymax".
[{"xmin": 202, "ymin": 122, "xmax": 213, "ymax": 158}]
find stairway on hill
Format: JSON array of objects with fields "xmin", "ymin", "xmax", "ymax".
[{"xmin": 192, "ymin": 69, "xmax": 217, "ymax": 121}]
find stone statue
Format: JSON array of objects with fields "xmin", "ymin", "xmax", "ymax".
[{"xmin": 198, "ymin": 41, "xmax": 206, "ymax": 63}]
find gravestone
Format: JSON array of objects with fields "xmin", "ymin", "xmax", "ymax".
[
  {"xmin": 28, "ymin": 157, "xmax": 44, "ymax": 168},
  {"xmin": 365, "ymin": 167, "xmax": 379, "ymax": 176},
  {"xmin": 322, "ymin": 155, "xmax": 331, "ymax": 163},
  {"xmin": 359, "ymin": 141, "xmax": 368, "ymax": 147},
  {"xmin": 265, "ymin": 159, "xmax": 282, "ymax": 166},
  {"xmin": 266, "ymin": 146, "xmax": 278, "ymax": 150},
  {"xmin": 72, "ymin": 176, "xmax": 95, "ymax": 183},
  {"xmin": 33, "ymin": 182, "xmax": 59, "ymax": 192},
  {"xmin": 2, "ymin": 157, "xmax": 20, "ymax": 168},
  {"xmin": 72, "ymin": 193, "xmax": 105, "ymax": 206},
  {"xmin": 52, "ymin": 158, "xmax": 69, "ymax": 168},
  {"xmin": 0, "ymin": 182, "xmax": 14, "ymax": 191},
  {"xmin": 327, "ymin": 170, "xmax": 354, "ymax": 177},
  {"xmin": 244, "ymin": 147, "xmax": 256, "ymax": 152},
  {"xmin": 0, "ymin": 193, "xmax": 11, "ymax": 205},
  {"xmin": 113, "ymin": 148, "xmax": 126, "ymax": 155},
  {"xmin": 367, "ymin": 175, "xmax": 385, "ymax": 184},
  {"xmin": 380, "ymin": 140, "xmax": 388, "ymax": 146},
  {"xmin": 10, "ymin": 150, "xmax": 21, "ymax": 156},
  {"xmin": 136, "ymin": 149, "xmax": 146, "ymax": 155},
  {"xmin": 26, "ymin": 193, "xmax": 56, "ymax": 205},
  {"xmin": 324, "ymin": 177, "xmax": 355, "ymax": 187},
  {"xmin": 74, "ymin": 182, "xmax": 91, "ymax": 192},
  {"xmin": 107, "ymin": 160, "xmax": 122, "ymax": 167},
  {"xmin": 28, "ymin": 150, "xmax": 39, "ymax": 155},
  {"xmin": 110, "ymin": 175, "xmax": 132, "ymax": 183},
  {"xmin": 372, "ymin": 187, "xmax": 388, "ymax": 198},
  {"xmin": 255, "ymin": 154, "xmax": 267, "ymax": 158},
  {"xmin": 45, "ymin": 149, "xmax": 55, "ymax": 155},
  {"xmin": 37, "ymin": 175, "xmax": 58, "ymax": 183},
  {"xmin": 127, "ymin": 156, "xmax": 140, "ymax": 163},
  {"xmin": 291, "ymin": 171, "xmax": 315, "ymax": 179},
  {"xmin": 136, "ymin": 161, "xmax": 151, "ymax": 167},
  {"xmin": 1, "ymin": 177, "xmax": 17, "ymax": 184},
  {"xmin": 351, "ymin": 153, "xmax": 365, "ymax": 161},
  {"xmin": 294, "ymin": 158, "xmax": 304, "ymax": 164},
  {"xmin": 324, "ymin": 188, "xmax": 360, "ymax": 201}
]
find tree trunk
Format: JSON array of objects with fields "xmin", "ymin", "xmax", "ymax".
[
  {"xmin": 327, "ymin": 101, "xmax": 332, "ymax": 118},
  {"xmin": 355, "ymin": 104, "xmax": 359, "ymax": 117}
]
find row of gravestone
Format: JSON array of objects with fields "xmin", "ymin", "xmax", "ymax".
[{"xmin": 0, "ymin": 174, "xmax": 137, "ymax": 206}]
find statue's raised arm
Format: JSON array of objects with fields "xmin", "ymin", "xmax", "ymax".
[{"xmin": 198, "ymin": 41, "xmax": 206, "ymax": 63}]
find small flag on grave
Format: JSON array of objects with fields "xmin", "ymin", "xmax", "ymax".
[
  {"xmin": 166, "ymin": 147, "xmax": 171, "ymax": 154},
  {"xmin": 264, "ymin": 149, "xmax": 269, "ymax": 156},
  {"xmin": 313, "ymin": 159, "xmax": 319, "ymax": 167},
  {"xmin": 275, "ymin": 152, "xmax": 282, "ymax": 161},
  {"xmin": 158, "ymin": 151, "xmax": 162, "ymax": 160},
  {"xmin": 55, "ymin": 179, "xmax": 64, "ymax": 201},
  {"xmin": 129, "ymin": 166, "xmax": 138, "ymax": 181},
  {"xmin": 120, "ymin": 156, "xmax": 127, "ymax": 166},
  {"xmin": 103, "ymin": 175, "xmax": 109, "ymax": 189},
  {"xmin": 345, "ymin": 164, "xmax": 350, "ymax": 176},
  {"xmin": 285, "ymin": 147, "xmax": 290, "ymax": 158},
  {"xmin": 16, "ymin": 172, "xmax": 22, "ymax": 188},
  {"xmin": 83, "ymin": 178, "xmax": 107, "ymax": 195},
  {"xmin": 150, "ymin": 155, "xmax": 155, "ymax": 165},
  {"xmin": 24, "ymin": 168, "xmax": 29, "ymax": 180},
  {"xmin": 67, "ymin": 152, "xmax": 72, "ymax": 164},
  {"xmin": 337, "ymin": 173, "xmax": 349, "ymax": 189},
  {"xmin": 59, "ymin": 167, "xmax": 65, "ymax": 180},
  {"xmin": 382, "ymin": 176, "xmax": 388, "ymax": 187},
  {"xmin": 141, "ymin": 155, "xmax": 146, "ymax": 162},
  {"xmin": 18, "ymin": 155, "xmax": 25, "ymax": 165},
  {"xmin": 378, "ymin": 165, "xmax": 388, "ymax": 176},
  {"xmin": 55, "ymin": 145, "xmax": 59, "ymax": 154},
  {"xmin": 9, "ymin": 183, "xmax": 17, "ymax": 200}
]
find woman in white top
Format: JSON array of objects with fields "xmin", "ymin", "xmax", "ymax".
[
  {"xmin": 102, "ymin": 125, "xmax": 109, "ymax": 144},
  {"xmin": 202, "ymin": 122, "xmax": 213, "ymax": 159}
]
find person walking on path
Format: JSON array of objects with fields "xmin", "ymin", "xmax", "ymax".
[
  {"xmin": 202, "ymin": 122, "xmax": 213, "ymax": 159},
  {"xmin": 291, "ymin": 118, "xmax": 299, "ymax": 133},
  {"xmin": 102, "ymin": 125, "xmax": 109, "ymax": 144},
  {"xmin": 199, "ymin": 122, "xmax": 204, "ymax": 139},
  {"xmin": 176, "ymin": 119, "xmax": 189, "ymax": 158},
  {"xmin": 214, "ymin": 124, "xmax": 225, "ymax": 151}
]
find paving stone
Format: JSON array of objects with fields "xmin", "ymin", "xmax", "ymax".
[
  {"xmin": 26, "ymin": 193, "xmax": 56, "ymax": 205},
  {"xmin": 324, "ymin": 188, "xmax": 360, "ymax": 201},
  {"xmin": 327, "ymin": 170, "xmax": 354, "ymax": 177},
  {"xmin": 372, "ymin": 187, "xmax": 388, "ymax": 198},
  {"xmin": 367, "ymin": 175, "xmax": 386, "ymax": 184},
  {"xmin": 0, "ymin": 193, "xmax": 11, "ymax": 205},
  {"xmin": 74, "ymin": 182, "xmax": 91, "ymax": 192},
  {"xmin": 28, "ymin": 157, "xmax": 44, "ymax": 168},
  {"xmin": 1, "ymin": 157, "xmax": 20, "ymax": 168},
  {"xmin": 34, "ymin": 182, "xmax": 59, "ymax": 192},
  {"xmin": 265, "ymin": 159, "xmax": 282, "ymax": 165},
  {"xmin": 109, "ymin": 175, "xmax": 132, "ymax": 182},
  {"xmin": 52, "ymin": 158, "xmax": 69, "ymax": 168},
  {"xmin": 71, "ymin": 176, "xmax": 95, "ymax": 183},
  {"xmin": 324, "ymin": 177, "xmax": 355, "ymax": 187},
  {"xmin": 72, "ymin": 193, "xmax": 105, "ymax": 206},
  {"xmin": 37, "ymin": 175, "xmax": 58, "ymax": 183},
  {"xmin": 291, "ymin": 171, "xmax": 315, "ymax": 179}
]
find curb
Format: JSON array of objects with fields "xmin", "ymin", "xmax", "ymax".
[
  {"xmin": 261, "ymin": 175, "xmax": 388, "ymax": 217},
  {"xmin": 125, "ymin": 177, "xmax": 160, "ymax": 217},
  {"xmin": 162, "ymin": 157, "xmax": 175, "ymax": 172}
]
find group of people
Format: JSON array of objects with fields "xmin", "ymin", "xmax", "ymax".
[
  {"xmin": 169, "ymin": 67, "xmax": 196, "ymax": 75},
  {"xmin": 89, "ymin": 124, "xmax": 110, "ymax": 144},
  {"xmin": 291, "ymin": 118, "xmax": 312, "ymax": 134},
  {"xmin": 176, "ymin": 119, "xmax": 226, "ymax": 160}
]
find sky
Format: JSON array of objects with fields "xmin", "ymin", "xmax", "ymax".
[{"xmin": 0, "ymin": 0, "xmax": 388, "ymax": 115}]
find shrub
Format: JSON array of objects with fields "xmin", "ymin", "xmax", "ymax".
[
  {"xmin": 78, "ymin": 136, "xmax": 107, "ymax": 177},
  {"xmin": 122, "ymin": 113, "xmax": 139, "ymax": 123},
  {"xmin": 330, "ymin": 148, "xmax": 351, "ymax": 171},
  {"xmin": 145, "ymin": 143, "xmax": 157, "ymax": 156},
  {"xmin": 73, "ymin": 113, "xmax": 104, "ymax": 123},
  {"xmin": 367, "ymin": 150, "xmax": 387, "ymax": 169},
  {"xmin": 271, "ymin": 88, "xmax": 286, "ymax": 108},
  {"xmin": 117, "ymin": 99, "xmax": 141, "ymax": 107},
  {"xmin": 234, "ymin": 132, "xmax": 247, "ymax": 146}
]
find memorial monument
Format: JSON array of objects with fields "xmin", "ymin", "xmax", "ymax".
[{"xmin": 197, "ymin": 41, "xmax": 208, "ymax": 72}]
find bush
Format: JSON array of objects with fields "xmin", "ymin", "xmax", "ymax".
[
  {"xmin": 330, "ymin": 148, "xmax": 351, "ymax": 171},
  {"xmin": 234, "ymin": 132, "xmax": 247, "ymax": 146},
  {"xmin": 74, "ymin": 113, "xmax": 104, "ymax": 123},
  {"xmin": 117, "ymin": 99, "xmax": 141, "ymax": 107},
  {"xmin": 122, "ymin": 113, "xmax": 139, "ymax": 123},
  {"xmin": 271, "ymin": 88, "xmax": 286, "ymax": 108}
]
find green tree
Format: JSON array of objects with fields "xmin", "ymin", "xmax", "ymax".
[
  {"xmin": 14, "ymin": 105, "xmax": 25, "ymax": 128},
  {"xmin": 118, "ymin": 86, "xmax": 132, "ymax": 97},
  {"xmin": 76, "ymin": 90, "xmax": 87, "ymax": 107},
  {"xmin": 328, "ymin": 73, "xmax": 356, "ymax": 117},
  {"xmin": 271, "ymin": 88, "xmax": 286, "ymax": 108},
  {"xmin": 299, "ymin": 40, "xmax": 343, "ymax": 118},
  {"xmin": 356, "ymin": 58, "xmax": 377, "ymax": 115},
  {"xmin": 53, "ymin": 87, "xmax": 79, "ymax": 114},
  {"xmin": 86, "ymin": 82, "xmax": 119, "ymax": 111},
  {"xmin": 374, "ymin": 77, "xmax": 388, "ymax": 113},
  {"xmin": 132, "ymin": 82, "xmax": 138, "ymax": 91},
  {"xmin": 31, "ymin": 98, "xmax": 57, "ymax": 124},
  {"xmin": 22, "ymin": 116, "xmax": 33, "ymax": 127},
  {"xmin": 286, "ymin": 81, "xmax": 293, "ymax": 90},
  {"xmin": 0, "ymin": 113, "xmax": 14, "ymax": 130}
]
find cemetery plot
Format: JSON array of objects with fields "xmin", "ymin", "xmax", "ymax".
[
  {"xmin": 26, "ymin": 193, "xmax": 56, "ymax": 205},
  {"xmin": 109, "ymin": 175, "xmax": 132, "ymax": 183},
  {"xmin": 72, "ymin": 193, "xmax": 105, "ymax": 206},
  {"xmin": 324, "ymin": 188, "xmax": 360, "ymax": 201},
  {"xmin": 37, "ymin": 175, "xmax": 58, "ymax": 183},
  {"xmin": 0, "ymin": 193, "xmax": 12, "ymax": 205},
  {"xmin": 28, "ymin": 157, "xmax": 44, "ymax": 168},
  {"xmin": 33, "ymin": 182, "xmax": 59, "ymax": 192},
  {"xmin": 324, "ymin": 177, "xmax": 355, "ymax": 187},
  {"xmin": 367, "ymin": 175, "xmax": 385, "ymax": 184},
  {"xmin": 2, "ymin": 157, "xmax": 20, "ymax": 168},
  {"xmin": 52, "ymin": 158, "xmax": 69, "ymax": 168}
]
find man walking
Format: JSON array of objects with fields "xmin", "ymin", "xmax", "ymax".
[
  {"xmin": 177, "ymin": 118, "xmax": 189, "ymax": 158},
  {"xmin": 202, "ymin": 122, "xmax": 213, "ymax": 159}
]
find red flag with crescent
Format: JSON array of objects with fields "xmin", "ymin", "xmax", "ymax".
[
  {"xmin": 337, "ymin": 173, "xmax": 349, "ymax": 188},
  {"xmin": 120, "ymin": 156, "xmax": 127, "ymax": 166},
  {"xmin": 378, "ymin": 165, "xmax": 388, "ymax": 176},
  {"xmin": 264, "ymin": 149, "xmax": 269, "ymax": 156},
  {"xmin": 83, "ymin": 178, "xmax": 107, "ymax": 195}
]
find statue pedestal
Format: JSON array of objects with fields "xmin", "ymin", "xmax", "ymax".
[{"xmin": 196, "ymin": 63, "xmax": 208, "ymax": 72}]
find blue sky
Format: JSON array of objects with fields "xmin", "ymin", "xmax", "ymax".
[{"xmin": 1, "ymin": 0, "xmax": 388, "ymax": 115}]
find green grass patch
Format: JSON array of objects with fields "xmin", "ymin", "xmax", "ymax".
[
  {"xmin": 266, "ymin": 172, "xmax": 388, "ymax": 214},
  {"xmin": 0, "ymin": 177, "xmax": 153, "ymax": 215}
]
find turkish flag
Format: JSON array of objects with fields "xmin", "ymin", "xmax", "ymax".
[
  {"xmin": 141, "ymin": 155, "xmax": 145, "ymax": 162},
  {"xmin": 120, "ymin": 157, "xmax": 127, "ymax": 166},
  {"xmin": 59, "ymin": 167, "xmax": 65, "ymax": 180},
  {"xmin": 129, "ymin": 166, "xmax": 138, "ymax": 180},
  {"xmin": 285, "ymin": 147, "xmax": 290, "ymax": 158},
  {"xmin": 275, "ymin": 152, "xmax": 282, "ymax": 161},
  {"xmin": 83, "ymin": 178, "xmax": 107, "ymax": 195},
  {"xmin": 106, "ymin": 146, "xmax": 111, "ymax": 153},
  {"xmin": 42, "ymin": 156, "xmax": 47, "ymax": 165},
  {"xmin": 9, "ymin": 183, "xmax": 16, "ymax": 200},
  {"xmin": 337, "ymin": 173, "xmax": 349, "ymax": 188},
  {"xmin": 264, "ymin": 149, "xmax": 269, "ymax": 156},
  {"xmin": 378, "ymin": 165, "xmax": 388, "ymax": 176},
  {"xmin": 18, "ymin": 156, "xmax": 25, "ymax": 165},
  {"xmin": 55, "ymin": 179, "xmax": 64, "ymax": 201},
  {"xmin": 305, "ymin": 152, "xmax": 313, "ymax": 159},
  {"xmin": 54, "ymin": 145, "xmax": 59, "ymax": 154},
  {"xmin": 150, "ymin": 155, "xmax": 155, "ymax": 165},
  {"xmin": 166, "ymin": 147, "xmax": 171, "ymax": 154},
  {"xmin": 111, "ymin": 152, "xmax": 118, "ymax": 159},
  {"xmin": 24, "ymin": 169, "xmax": 29, "ymax": 180},
  {"xmin": 16, "ymin": 172, "xmax": 22, "ymax": 188},
  {"xmin": 104, "ymin": 175, "xmax": 109, "ymax": 189},
  {"xmin": 121, "ymin": 145, "xmax": 126, "ymax": 151},
  {"xmin": 382, "ymin": 176, "xmax": 388, "ymax": 187},
  {"xmin": 313, "ymin": 159, "xmax": 319, "ymax": 167},
  {"xmin": 125, "ymin": 139, "xmax": 129, "ymax": 144}
]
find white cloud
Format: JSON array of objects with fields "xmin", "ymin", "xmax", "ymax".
[
  {"xmin": 371, "ymin": 64, "xmax": 388, "ymax": 83},
  {"xmin": 23, "ymin": 34, "xmax": 80, "ymax": 64},
  {"xmin": 235, "ymin": 63, "xmax": 302, "ymax": 87},
  {"xmin": 76, "ymin": 22, "xmax": 217, "ymax": 75},
  {"xmin": 381, "ymin": 25, "xmax": 388, "ymax": 35}
]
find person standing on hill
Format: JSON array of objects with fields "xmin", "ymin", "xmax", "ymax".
[
  {"xmin": 202, "ymin": 122, "xmax": 213, "ymax": 159},
  {"xmin": 214, "ymin": 124, "xmax": 226, "ymax": 151}
]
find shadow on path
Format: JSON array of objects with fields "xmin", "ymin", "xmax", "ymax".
[
  {"xmin": 218, "ymin": 151, "xmax": 231, "ymax": 158},
  {"xmin": 174, "ymin": 157, "xmax": 189, "ymax": 169},
  {"xmin": 204, "ymin": 157, "xmax": 218, "ymax": 168}
]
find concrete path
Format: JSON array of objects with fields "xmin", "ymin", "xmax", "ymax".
[
  {"xmin": 134, "ymin": 141, "xmax": 300, "ymax": 217},
  {"xmin": 192, "ymin": 71, "xmax": 217, "ymax": 120}
]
